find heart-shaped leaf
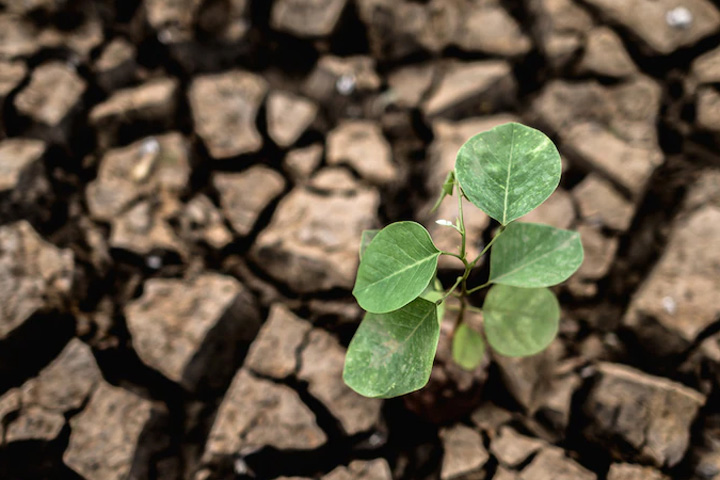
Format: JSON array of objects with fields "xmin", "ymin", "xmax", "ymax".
[
  {"xmin": 353, "ymin": 221, "xmax": 441, "ymax": 313},
  {"xmin": 359, "ymin": 229, "xmax": 380, "ymax": 260},
  {"xmin": 455, "ymin": 123, "xmax": 561, "ymax": 225},
  {"xmin": 343, "ymin": 297, "xmax": 440, "ymax": 398},
  {"xmin": 452, "ymin": 323, "xmax": 486, "ymax": 370},
  {"xmin": 490, "ymin": 222, "xmax": 583, "ymax": 287},
  {"xmin": 483, "ymin": 284, "xmax": 559, "ymax": 357}
]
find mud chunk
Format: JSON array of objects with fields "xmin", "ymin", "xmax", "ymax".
[
  {"xmin": 0, "ymin": 339, "xmax": 101, "ymax": 444},
  {"xmin": 583, "ymin": 0, "xmax": 720, "ymax": 54},
  {"xmin": 585, "ymin": 362, "xmax": 705, "ymax": 467},
  {"xmin": 271, "ymin": 0, "xmax": 348, "ymax": 37},
  {"xmin": 624, "ymin": 204, "xmax": 720, "ymax": 355},
  {"xmin": 326, "ymin": 120, "xmax": 397, "ymax": 185},
  {"xmin": 189, "ymin": 70, "xmax": 267, "ymax": 159},
  {"xmin": 213, "ymin": 166, "xmax": 286, "ymax": 237},
  {"xmin": 573, "ymin": 174, "xmax": 634, "ymax": 231},
  {"xmin": 284, "ymin": 144, "xmax": 323, "ymax": 181},
  {"xmin": 0, "ymin": 139, "xmax": 49, "ymax": 217},
  {"xmin": 491, "ymin": 427, "xmax": 545, "ymax": 468},
  {"xmin": 494, "ymin": 340, "xmax": 565, "ymax": 414},
  {"xmin": 31, "ymin": 9, "xmax": 103, "ymax": 60},
  {"xmin": 0, "ymin": 14, "xmax": 39, "ymax": 59},
  {"xmin": 520, "ymin": 188, "xmax": 575, "ymax": 229},
  {"xmin": 245, "ymin": 304, "xmax": 311, "ymax": 379},
  {"xmin": 422, "ymin": 60, "xmax": 514, "ymax": 118},
  {"xmin": 691, "ymin": 46, "xmax": 720, "ymax": 85},
  {"xmin": 387, "ymin": 63, "xmax": 435, "ymax": 109},
  {"xmin": 251, "ymin": 185, "xmax": 379, "ymax": 292},
  {"xmin": 440, "ymin": 424, "xmax": 489, "ymax": 480},
  {"xmin": 454, "ymin": 3, "xmax": 531, "ymax": 56},
  {"xmin": 203, "ymin": 369, "xmax": 326, "ymax": 461},
  {"xmin": 109, "ymin": 199, "xmax": 186, "ymax": 255},
  {"xmin": 89, "ymin": 78, "xmax": 179, "ymax": 148},
  {"xmin": 495, "ymin": 467, "xmax": 519, "ymax": 480},
  {"xmin": 94, "ymin": 38, "xmax": 137, "ymax": 91},
  {"xmin": 0, "ymin": 221, "xmax": 73, "ymax": 340},
  {"xmin": 267, "ymin": 91, "xmax": 318, "ymax": 148},
  {"xmin": 14, "ymin": 62, "xmax": 86, "ymax": 140},
  {"xmin": 696, "ymin": 87, "xmax": 720, "ymax": 133},
  {"xmin": 179, "ymin": 194, "xmax": 233, "ymax": 249},
  {"xmin": 471, "ymin": 403, "xmax": 513, "ymax": 434},
  {"xmin": 144, "ymin": 0, "xmax": 203, "ymax": 43},
  {"xmin": 64, "ymin": 382, "xmax": 164, "ymax": 480},
  {"xmin": 197, "ymin": 0, "xmax": 251, "ymax": 42},
  {"xmin": 125, "ymin": 274, "xmax": 260, "ymax": 391},
  {"xmin": 21, "ymin": 338, "xmax": 101, "ymax": 413},
  {"xmin": 564, "ymin": 122, "xmax": 662, "ymax": 196},
  {"xmin": 87, "ymin": 133, "xmax": 190, "ymax": 222},
  {"xmin": 576, "ymin": 224, "xmax": 618, "ymax": 280},
  {"xmin": 607, "ymin": 463, "xmax": 669, "ymax": 480},
  {"xmin": 309, "ymin": 167, "xmax": 359, "ymax": 194},
  {"xmin": 323, "ymin": 459, "xmax": 392, "ymax": 480},
  {"xmin": 578, "ymin": 27, "xmax": 637, "ymax": 78},
  {"xmin": 532, "ymin": 78, "xmax": 663, "ymax": 197},
  {"xmin": 356, "ymin": 0, "xmax": 455, "ymax": 59},
  {"xmin": 299, "ymin": 328, "xmax": 383, "ymax": 435},
  {"xmin": 304, "ymin": 55, "xmax": 381, "ymax": 103},
  {"xmin": 519, "ymin": 447, "xmax": 596, "ymax": 480},
  {"xmin": 528, "ymin": 0, "xmax": 594, "ymax": 68}
]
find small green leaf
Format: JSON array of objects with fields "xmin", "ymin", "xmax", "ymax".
[
  {"xmin": 452, "ymin": 323, "xmax": 486, "ymax": 370},
  {"xmin": 353, "ymin": 221, "xmax": 441, "ymax": 314},
  {"xmin": 431, "ymin": 171, "xmax": 456, "ymax": 213},
  {"xmin": 359, "ymin": 229, "xmax": 380, "ymax": 260},
  {"xmin": 343, "ymin": 298, "xmax": 440, "ymax": 398},
  {"xmin": 483, "ymin": 285, "xmax": 559, "ymax": 357},
  {"xmin": 455, "ymin": 123, "xmax": 561, "ymax": 225},
  {"xmin": 490, "ymin": 222, "xmax": 583, "ymax": 287}
]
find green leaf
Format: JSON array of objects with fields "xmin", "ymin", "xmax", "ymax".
[
  {"xmin": 455, "ymin": 123, "xmax": 561, "ymax": 225},
  {"xmin": 420, "ymin": 279, "xmax": 445, "ymax": 325},
  {"xmin": 490, "ymin": 222, "xmax": 583, "ymax": 287},
  {"xmin": 353, "ymin": 221, "xmax": 441, "ymax": 314},
  {"xmin": 483, "ymin": 284, "xmax": 559, "ymax": 357},
  {"xmin": 359, "ymin": 229, "xmax": 380, "ymax": 260},
  {"xmin": 452, "ymin": 323, "xmax": 486, "ymax": 370},
  {"xmin": 343, "ymin": 298, "xmax": 440, "ymax": 398},
  {"xmin": 431, "ymin": 171, "xmax": 455, "ymax": 213}
]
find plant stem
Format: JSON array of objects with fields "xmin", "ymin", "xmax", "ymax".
[
  {"xmin": 457, "ymin": 188, "xmax": 466, "ymax": 259},
  {"xmin": 439, "ymin": 276, "xmax": 463, "ymax": 303}
]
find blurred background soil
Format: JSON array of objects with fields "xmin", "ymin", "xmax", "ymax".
[{"xmin": 0, "ymin": 0, "xmax": 719, "ymax": 479}]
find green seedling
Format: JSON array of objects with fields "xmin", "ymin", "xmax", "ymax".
[{"xmin": 343, "ymin": 122, "xmax": 584, "ymax": 399}]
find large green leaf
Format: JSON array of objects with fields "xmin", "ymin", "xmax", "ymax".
[
  {"xmin": 452, "ymin": 323, "xmax": 486, "ymax": 370},
  {"xmin": 455, "ymin": 123, "xmax": 561, "ymax": 225},
  {"xmin": 359, "ymin": 229, "xmax": 380, "ymax": 260},
  {"xmin": 489, "ymin": 222, "xmax": 583, "ymax": 287},
  {"xmin": 483, "ymin": 285, "xmax": 559, "ymax": 357},
  {"xmin": 343, "ymin": 297, "xmax": 440, "ymax": 398},
  {"xmin": 353, "ymin": 222, "xmax": 441, "ymax": 314}
]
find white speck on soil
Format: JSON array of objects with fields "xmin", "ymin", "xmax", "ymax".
[
  {"xmin": 336, "ymin": 74, "xmax": 356, "ymax": 95},
  {"xmin": 662, "ymin": 296, "xmax": 677, "ymax": 315},
  {"xmin": 666, "ymin": 7, "xmax": 693, "ymax": 29}
]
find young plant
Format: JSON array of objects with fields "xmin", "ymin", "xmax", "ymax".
[{"xmin": 343, "ymin": 122, "xmax": 584, "ymax": 399}]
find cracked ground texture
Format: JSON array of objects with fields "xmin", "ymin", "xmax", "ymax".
[{"xmin": 0, "ymin": 0, "xmax": 720, "ymax": 479}]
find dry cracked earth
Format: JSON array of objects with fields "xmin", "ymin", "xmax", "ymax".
[{"xmin": 1, "ymin": 0, "xmax": 720, "ymax": 479}]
